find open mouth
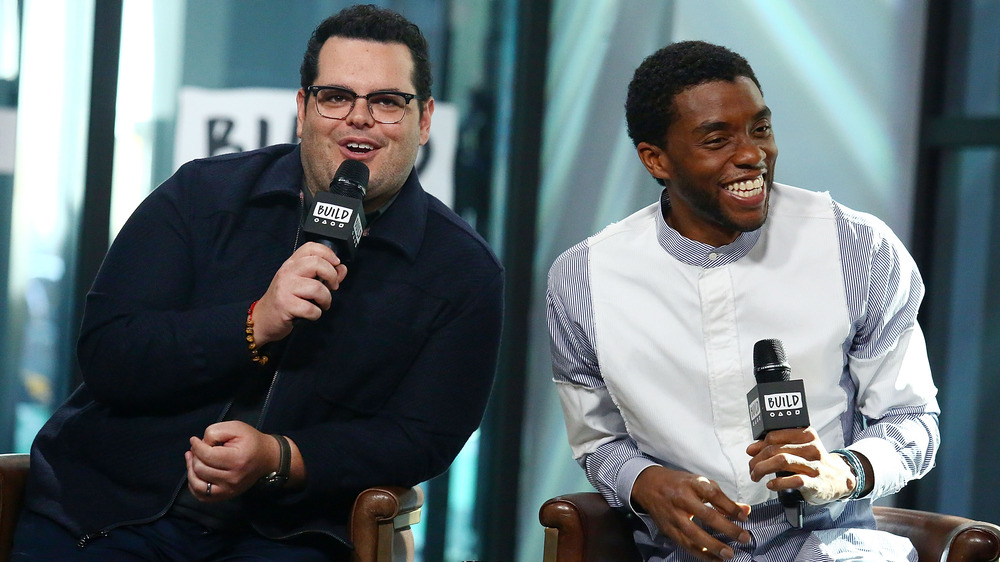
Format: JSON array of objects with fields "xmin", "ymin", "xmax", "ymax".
[
  {"xmin": 724, "ymin": 176, "xmax": 764, "ymax": 198},
  {"xmin": 346, "ymin": 141, "xmax": 375, "ymax": 154}
]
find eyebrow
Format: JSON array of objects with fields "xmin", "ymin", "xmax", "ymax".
[
  {"xmin": 316, "ymin": 84, "xmax": 411, "ymax": 95},
  {"xmin": 693, "ymin": 106, "xmax": 772, "ymax": 134}
]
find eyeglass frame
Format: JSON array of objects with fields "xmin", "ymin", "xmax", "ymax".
[{"xmin": 305, "ymin": 85, "xmax": 421, "ymax": 124}]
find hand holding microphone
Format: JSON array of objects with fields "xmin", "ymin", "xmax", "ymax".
[
  {"xmin": 745, "ymin": 339, "xmax": 860, "ymax": 527},
  {"xmin": 302, "ymin": 159, "xmax": 369, "ymax": 261},
  {"xmin": 253, "ymin": 160, "xmax": 369, "ymax": 343},
  {"xmin": 745, "ymin": 339, "xmax": 808, "ymax": 527}
]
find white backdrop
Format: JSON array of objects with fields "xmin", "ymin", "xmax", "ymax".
[{"xmin": 174, "ymin": 87, "xmax": 458, "ymax": 207}]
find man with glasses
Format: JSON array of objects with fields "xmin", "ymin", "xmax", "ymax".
[{"xmin": 12, "ymin": 4, "xmax": 503, "ymax": 560}]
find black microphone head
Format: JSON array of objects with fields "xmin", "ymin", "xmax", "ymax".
[
  {"xmin": 330, "ymin": 159, "xmax": 369, "ymax": 199},
  {"xmin": 753, "ymin": 339, "xmax": 790, "ymax": 383}
]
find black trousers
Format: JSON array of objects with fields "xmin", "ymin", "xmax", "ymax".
[{"xmin": 10, "ymin": 509, "xmax": 349, "ymax": 561}]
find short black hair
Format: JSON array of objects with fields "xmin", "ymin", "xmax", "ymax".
[
  {"xmin": 625, "ymin": 40, "xmax": 761, "ymax": 149},
  {"xmin": 300, "ymin": 4, "xmax": 432, "ymax": 114}
]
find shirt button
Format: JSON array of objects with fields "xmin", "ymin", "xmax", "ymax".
[{"xmin": 708, "ymin": 252, "xmax": 719, "ymax": 260}]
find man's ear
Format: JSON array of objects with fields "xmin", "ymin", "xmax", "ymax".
[
  {"xmin": 636, "ymin": 141, "xmax": 671, "ymax": 183},
  {"xmin": 295, "ymin": 89, "xmax": 307, "ymax": 139}
]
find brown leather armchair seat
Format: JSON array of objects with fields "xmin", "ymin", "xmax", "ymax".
[
  {"xmin": 540, "ymin": 491, "xmax": 1000, "ymax": 562},
  {"xmin": 0, "ymin": 453, "xmax": 422, "ymax": 562}
]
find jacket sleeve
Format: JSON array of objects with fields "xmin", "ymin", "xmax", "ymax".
[
  {"xmin": 283, "ymin": 268, "xmax": 504, "ymax": 495},
  {"xmin": 76, "ymin": 159, "xmax": 292, "ymax": 412}
]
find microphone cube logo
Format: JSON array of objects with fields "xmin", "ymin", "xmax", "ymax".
[
  {"xmin": 764, "ymin": 392, "xmax": 803, "ymax": 415},
  {"xmin": 312, "ymin": 201, "xmax": 354, "ymax": 226},
  {"xmin": 351, "ymin": 215, "xmax": 363, "ymax": 247},
  {"xmin": 748, "ymin": 381, "xmax": 809, "ymax": 439}
]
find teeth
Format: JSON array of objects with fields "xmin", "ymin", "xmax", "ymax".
[
  {"xmin": 725, "ymin": 176, "xmax": 764, "ymax": 197},
  {"xmin": 347, "ymin": 142, "xmax": 374, "ymax": 151}
]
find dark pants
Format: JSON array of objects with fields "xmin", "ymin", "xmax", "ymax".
[{"xmin": 10, "ymin": 510, "xmax": 349, "ymax": 561}]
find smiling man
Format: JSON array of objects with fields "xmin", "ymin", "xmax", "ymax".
[
  {"xmin": 12, "ymin": 5, "xmax": 503, "ymax": 561},
  {"xmin": 547, "ymin": 41, "xmax": 939, "ymax": 561}
]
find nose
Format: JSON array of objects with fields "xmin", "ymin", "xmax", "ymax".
[
  {"xmin": 346, "ymin": 98, "xmax": 375, "ymax": 127},
  {"xmin": 733, "ymin": 136, "xmax": 767, "ymax": 168}
]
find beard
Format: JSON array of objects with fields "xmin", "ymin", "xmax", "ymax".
[{"xmin": 664, "ymin": 177, "xmax": 771, "ymax": 239}]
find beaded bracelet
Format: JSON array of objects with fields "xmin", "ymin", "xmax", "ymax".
[
  {"xmin": 246, "ymin": 300, "xmax": 269, "ymax": 366},
  {"xmin": 832, "ymin": 448, "xmax": 866, "ymax": 500}
]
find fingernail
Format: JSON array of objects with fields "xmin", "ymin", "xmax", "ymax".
[
  {"xmin": 739, "ymin": 531, "xmax": 751, "ymax": 543},
  {"xmin": 721, "ymin": 547, "xmax": 735, "ymax": 559}
]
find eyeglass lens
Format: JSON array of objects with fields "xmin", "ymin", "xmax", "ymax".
[{"xmin": 315, "ymin": 88, "xmax": 408, "ymax": 123}]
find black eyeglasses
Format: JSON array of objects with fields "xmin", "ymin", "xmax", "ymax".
[{"xmin": 306, "ymin": 85, "xmax": 419, "ymax": 124}]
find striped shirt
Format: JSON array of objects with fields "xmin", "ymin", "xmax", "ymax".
[{"xmin": 546, "ymin": 184, "xmax": 939, "ymax": 561}]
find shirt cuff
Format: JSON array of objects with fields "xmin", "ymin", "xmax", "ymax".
[
  {"xmin": 619, "ymin": 457, "xmax": 661, "ymax": 538},
  {"xmin": 843, "ymin": 436, "xmax": 904, "ymax": 499}
]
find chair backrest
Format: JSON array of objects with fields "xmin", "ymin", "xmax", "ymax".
[
  {"xmin": 539, "ymin": 491, "xmax": 1000, "ymax": 562},
  {"xmin": 873, "ymin": 505, "xmax": 1000, "ymax": 562},
  {"xmin": 0, "ymin": 453, "xmax": 423, "ymax": 562},
  {"xmin": 0, "ymin": 453, "xmax": 30, "ymax": 562}
]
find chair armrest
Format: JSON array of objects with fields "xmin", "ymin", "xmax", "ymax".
[
  {"xmin": 0, "ymin": 453, "xmax": 31, "ymax": 562},
  {"xmin": 874, "ymin": 505, "xmax": 1000, "ymax": 562},
  {"xmin": 539, "ymin": 492, "xmax": 641, "ymax": 562},
  {"xmin": 349, "ymin": 485, "xmax": 423, "ymax": 562}
]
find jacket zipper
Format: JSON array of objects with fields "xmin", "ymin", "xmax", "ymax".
[{"xmin": 80, "ymin": 193, "xmax": 306, "ymax": 548}]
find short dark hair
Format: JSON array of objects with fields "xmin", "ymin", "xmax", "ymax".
[
  {"xmin": 300, "ymin": 4, "xmax": 432, "ymax": 114},
  {"xmin": 625, "ymin": 40, "xmax": 761, "ymax": 149}
]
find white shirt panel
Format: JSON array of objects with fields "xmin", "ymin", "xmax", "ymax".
[{"xmin": 588, "ymin": 185, "xmax": 852, "ymax": 505}]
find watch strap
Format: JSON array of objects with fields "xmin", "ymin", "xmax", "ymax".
[{"xmin": 262, "ymin": 433, "xmax": 291, "ymax": 487}]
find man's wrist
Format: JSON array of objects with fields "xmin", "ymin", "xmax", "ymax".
[
  {"xmin": 260, "ymin": 434, "xmax": 291, "ymax": 488},
  {"xmin": 832, "ymin": 448, "xmax": 866, "ymax": 500}
]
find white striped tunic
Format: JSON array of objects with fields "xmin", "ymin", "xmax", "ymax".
[{"xmin": 546, "ymin": 183, "xmax": 940, "ymax": 561}]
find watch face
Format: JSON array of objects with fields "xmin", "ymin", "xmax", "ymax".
[{"xmin": 262, "ymin": 472, "xmax": 288, "ymax": 487}]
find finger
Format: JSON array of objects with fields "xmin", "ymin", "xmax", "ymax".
[
  {"xmin": 185, "ymin": 450, "xmax": 215, "ymax": 501},
  {"xmin": 202, "ymin": 421, "xmax": 244, "ymax": 446},
  {"xmin": 763, "ymin": 427, "xmax": 815, "ymax": 446},
  {"xmin": 749, "ymin": 445, "xmax": 802, "ymax": 481},
  {"xmin": 189, "ymin": 435, "xmax": 235, "ymax": 472},
  {"xmin": 689, "ymin": 502, "xmax": 750, "ymax": 548},
  {"xmin": 295, "ymin": 241, "xmax": 343, "ymax": 264},
  {"xmin": 674, "ymin": 520, "xmax": 737, "ymax": 561},
  {"xmin": 767, "ymin": 470, "xmax": 809, "ymax": 493}
]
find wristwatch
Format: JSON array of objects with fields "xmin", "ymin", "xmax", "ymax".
[{"xmin": 260, "ymin": 433, "xmax": 291, "ymax": 489}]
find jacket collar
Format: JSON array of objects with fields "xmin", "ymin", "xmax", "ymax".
[
  {"xmin": 250, "ymin": 144, "xmax": 304, "ymax": 200},
  {"xmin": 252, "ymin": 144, "xmax": 426, "ymax": 262},
  {"xmin": 363, "ymin": 169, "xmax": 427, "ymax": 263}
]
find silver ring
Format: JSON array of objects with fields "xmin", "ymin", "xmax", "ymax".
[{"xmin": 206, "ymin": 482, "xmax": 212, "ymax": 496}]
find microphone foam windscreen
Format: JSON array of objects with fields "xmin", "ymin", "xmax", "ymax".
[
  {"xmin": 753, "ymin": 339, "xmax": 790, "ymax": 383},
  {"xmin": 331, "ymin": 159, "xmax": 369, "ymax": 198}
]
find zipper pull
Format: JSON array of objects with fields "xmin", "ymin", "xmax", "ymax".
[{"xmin": 76, "ymin": 530, "xmax": 109, "ymax": 548}]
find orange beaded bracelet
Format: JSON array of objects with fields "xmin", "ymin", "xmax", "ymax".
[{"xmin": 246, "ymin": 300, "xmax": 269, "ymax": 366}]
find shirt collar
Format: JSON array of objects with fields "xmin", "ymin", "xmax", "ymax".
[
  {"xmin": 252, "ymin": 144, "xmax": 425, "ymax": 262},
  {"xmin": 655, "ymin": 189, "xmax": 761, "ymax": 268}
]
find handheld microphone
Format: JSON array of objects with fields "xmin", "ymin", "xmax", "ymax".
[
  {"xmin": 747, "ymin": 338, "xmax": 809, "ymax": 528},
  {"xmin": 302, "ymin": 159, "xmax": 369, "ymax": 262}
]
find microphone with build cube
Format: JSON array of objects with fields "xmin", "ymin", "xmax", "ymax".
[
  {"xmin": 747, "ymin": 338, "xmax": 810, "ymax": 528},
  {"xmin": 302, "ymin": 159, "xmax": 369, "ymax": 262},
  {"xmin": 747, "ymin": 340, "xmax": 809, "ymax": 439}
]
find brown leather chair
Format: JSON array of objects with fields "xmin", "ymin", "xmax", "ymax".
[
  {"xmin": 350, "ymin": 484, "xmax": 423, "ymax": 562},
  {"xmin": 0, "ymin": 453, "xmax": 423, "ymax": 562},
  {"xmin": 0, "ymin": 455, "xmax": 28, "ymax": 562},
  {"xmin": 540, "ymin": 491, "xmax": 1000, "ymax": 562}
]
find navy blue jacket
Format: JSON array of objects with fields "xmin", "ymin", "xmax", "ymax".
[{"xmin": 25, "ymin": 144, "xmax": 504, "ymax": 545}]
